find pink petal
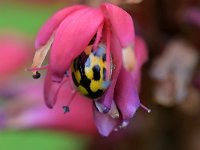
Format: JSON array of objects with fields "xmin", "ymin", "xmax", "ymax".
[
  {"xmin": 115, "ymin": 68, "xmax": 140, "ymax": 120},
  {"xmin": 93, "ymin": 105, "xmax": 119, "ymax": 136},
  {"xmin": 98, "ymin": 30, "xmax": 122, "ymax": 111},
  {"xmin": 101, "ymin": 3, "xmax": 135, "ymax": 48},
  {"xmin": 50, "ymin": 8, "xmax": 104, "ymax": 82},
  {"xmin": 35, "ymin": 5, "xmax": 87, "ymax": 49},
  {"xmin": 2, "ymin": 80, "xmax": 97, "ymax": 135},
  {"xmin": 43, "ymin": 69, "xmax": 62, "ymax": 108},
  {"xmin": 134, "ymin": 36, "xmax": 148, "ymax": 68},
  {"xmin": 131, "ymin": 36, "xmax": 148, "ymax": 90},
  {"xmin": 50, "ymin": 85, "xmax": 96, "ymax": 134},
  {"xmin": 0, "ymin": 34, "xmax": 30, "ymax": 80}
]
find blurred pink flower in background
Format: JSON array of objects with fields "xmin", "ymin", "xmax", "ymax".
[
  {"xmin": 193, "ymin": 72, "xmax": 200, "ymax": 90},
  {"xmin": 150, "ymin": 6, "xmax": 200, "ymax": 107},
  {"xmin": 0, "ymin": 33, "xmax": 31, "ymax": 83},
  {"xmin": 150, "ymin": 38, "xmax": 199, "ymax": 106},
  {"xmin": 29, "ymin": 3, "xmax": 148, "ymax": 136},
  {"xmin": 1, "ymin": 80, "xmax": 97, "ymax": 135},
  {"xmin": 184, "ymin": 7, "xmax": 200, "ymax": 28}
]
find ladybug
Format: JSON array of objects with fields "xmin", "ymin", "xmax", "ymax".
[{"xmin": 71, "ymin": 44, "xmax": 112, "ymax": 99}]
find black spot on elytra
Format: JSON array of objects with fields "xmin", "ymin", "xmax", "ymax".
[
  {"xmin": 102, "ymin": 53, "xmax": 106, "ymax": 62},
  {"xmin": 73, "ymin": 52, "xmax": 89, "ymax": 76},
  {"xmin": 72, "ymin": 72, "xmax": 79, "ymax": 87},
  {"xmin": 89, "ymin": 34, "xmax": 97, "ymax": 45},
  {"xmin": 72, "ymin": 51, "xmax": 105, "ymax": 99},
  {"xmin": 79, "ymin": 52, "xmax": 88, "ymax": 68},
  {"xmin": 88, "ymin": 89, "xmax": 104, "ymax": 99},
  {"xmin": 103, "ymin": 67, "xmax": 106, "ymax": 81},
  {"xmin": 93, "ymin": 65, "xmax": 101, "ymax": 81},
  {"xmin": 73, "ymin": 59, "xmax": 79, "ymax": 71},
  {"xmin": 80, "ymin": 75, "xmax": 91, "ymax": 89},
  {"xmin": 79, "ymin": 71, "xmax": 104, "ymax": 99}
]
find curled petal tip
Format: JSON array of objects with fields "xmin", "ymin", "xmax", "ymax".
[
  {"xmin": 44, "ymin": 71, "xmax": 62, "ymax": 109},
  {"xmin": 44, "ymin": 94, "xmax": 55, "ymax": 109},
  {"xmin": 44, "ymin": 95, "xmax": 57, "ymax": 109},
  {"xmin": 122, "ymin": 45, "xmax": 136, "ymax": 71},
  {"xmin": 93, "ymin": 106, "xmax": 118, "ymax": 136},
  {"xmin": 47, "ymin": 105, "xmax": 53, "ymax": 109}
]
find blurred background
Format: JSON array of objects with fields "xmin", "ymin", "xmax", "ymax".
[{"xmin": 0, "ymin": 0, "xmax": 200, "ymax": 150}]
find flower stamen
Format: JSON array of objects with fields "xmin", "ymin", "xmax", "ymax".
[
  {"xmin": 63, "ymin": 106, "xmax": 70, "ymax": 113},
  {"xmin": 140, "ymin": 103, "xmax": 151, "ymax": 113},
  {"xmin": 32, "ymin": 71, "xmax": 41, "ymax": 79},
  {"xmin": 26, "ymin": 65, "xmax": 49, "ymax": 72},
  {"xmin": 62, "ymin": 90, "xmax": 77, "ymax": 114}
]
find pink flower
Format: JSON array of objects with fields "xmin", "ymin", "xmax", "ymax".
[
  {"xmin": 184, "ymin": 7, "xmax": 200, "ymax": 28},
  {"xmin": 0, "ymin": 80, "xmax": 97, "ymax": 135},
  {"xmin": 29, "ymin": 3, "xmax": 148, "ymax": 136},
  {"xmin": 0, "ymin": 33, "xmax": 30, "ymax": 83},
  {"xmin": 193, "ymin": 72, "xmax": 200, "ymax": 90},
  {"xmin": 0, "ymin": 34, "xmax": 96, "ymax": 135}
]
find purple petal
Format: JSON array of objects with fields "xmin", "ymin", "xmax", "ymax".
[
  {"xmin": 93, "ymin": 105, "xmax": 119, "ymax": 136},
  {"xmin": 43, "ymin": 69, "xmax": 62, "ymax": 108},
  {"xmin": 115, "ymin": 68, "xmax": 140, "ymax": 120},
  {"xmin": 98, "ymin": 30, "xmax": 122, "ymax": 111}
]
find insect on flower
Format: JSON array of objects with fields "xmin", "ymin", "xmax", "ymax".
[
  {"xmin": 71, "ymin": 43, "xmax": 112, "ymax": 99},
  {"xmin": 28, "ymin": 2, "xmax": 149, "ymax": 136}
]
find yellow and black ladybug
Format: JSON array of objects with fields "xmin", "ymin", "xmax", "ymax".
[{"xmin": 71, "ymin": 44, "xmax": 112, "ymax": 99}]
